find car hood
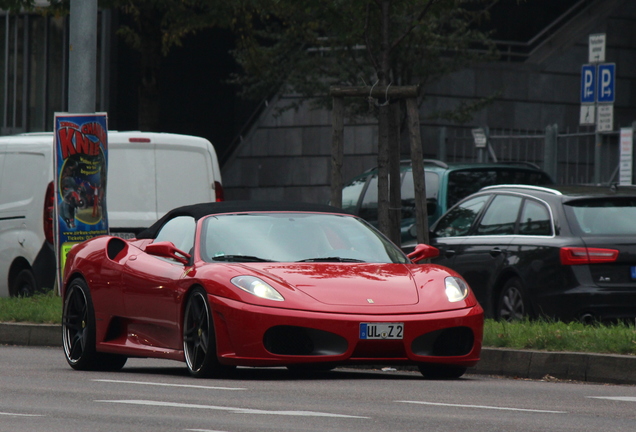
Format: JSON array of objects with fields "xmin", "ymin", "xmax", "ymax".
[{"xmin": 244, "ymin": 263, "xmax": 420, "ymax": 306}]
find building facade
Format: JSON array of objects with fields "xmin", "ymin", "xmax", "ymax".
[{"xmin": 221, "ymin": 0, "xmax": 636, "ymax": 203}]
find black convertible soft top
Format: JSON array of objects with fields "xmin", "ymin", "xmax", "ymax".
[{"xmin": 136, "ymin": 201, "xmax": 350, "ymax": 239}]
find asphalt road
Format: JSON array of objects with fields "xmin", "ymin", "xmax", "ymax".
[
  {"xmin": 3, "ymin": 322, "xmax": 636, "ymax": 385},
  {"xmin": 2, "ymin": 346, "xmax": 636, "ymax": 432}
]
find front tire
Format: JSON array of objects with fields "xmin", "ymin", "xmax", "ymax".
[
  {"xmin": 183, "ymin": 288, "xmax": 232, "ymax": 378},
  {"xmin": 62, "ymin": 278, "xmax": 127, "ymax": 371}
]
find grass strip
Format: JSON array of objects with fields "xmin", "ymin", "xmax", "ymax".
[
  {"xmin": 2, "ymin": 294, "xmax": 636, "ymax": 356},
  {"xmin": 483, "ymin": 318, "xmax": 636, "ymax": 355},
  {"xmin": 0, "ymin": 292, "xmax": 62, "ymax": 324}
]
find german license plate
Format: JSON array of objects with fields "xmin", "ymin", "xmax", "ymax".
[
  {"xmin": 359, "ymin": 323, "xmax": 404, "ymax": 340},
  {"xmin": 631, "ymin": 266, "xmax": 636, "ymax": 280}
]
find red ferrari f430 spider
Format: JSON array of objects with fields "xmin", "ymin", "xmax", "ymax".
[{"xmin": 61, "ymin": 202, "xmax": 483, "ymax": 379}]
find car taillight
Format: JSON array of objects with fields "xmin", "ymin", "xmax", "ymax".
[
  {"xmin": 214, "ymin": 181, "xmax": 224, "ymax": 202},
  {"xmin": 560, "ymin": 247, "xmax": 619, "ymax": 265},
  {"xmin": 43, "ymin": 181, "xmax": 55, "ymax": 244}
]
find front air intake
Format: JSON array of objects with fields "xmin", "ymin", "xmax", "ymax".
[
  {"xmin": 411, "ymin": 327, "xmax": 474, "ymax": 357},
  {"xmin": 263, "ymin": 326, "xmax": 347, "ymax": 356}
]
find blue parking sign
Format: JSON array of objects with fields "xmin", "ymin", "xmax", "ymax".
[
  {"xmin": 580, "ymin": 64, "xmax": 595, "ymax": 104},
  {"xmin": 597, "ymin": 63, "xmax": 615, "ymax": 103}
]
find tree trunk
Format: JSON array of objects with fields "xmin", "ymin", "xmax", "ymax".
[
  {"xmin": 406, "ymin": 97, "xmax": 429, "ymax": 245},
  {"xmin": 376, "ymin": 0, "xmax": 391, "ymax": 238},
  {"xmin": 330, "ymin": 96, "xmax": 344, "ymax": 207},
  {"xmin": 388, "ymin": 101, "xmax": 401, "ymax": 245}
]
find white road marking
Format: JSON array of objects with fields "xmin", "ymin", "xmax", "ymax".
[
  {"xmin": 588, "ymin": 396, "xmax": 636, "ymax": 402},
  {"xmin": 93, "ymin": 379, "xmax": 245, "ymax": 391},
  {"xmin": 0, "ymin": 412, "xmax": 44, "ymax": 417},
  {"xmin": 96, "ymin": 399, "xmax": 368, "ymax": 418},
  {"xmin": 396, "ymin": 400, "xmax": 567, "ymax": 414},
  {"xmin": 185, "ymin": 429, "xmax": 228, "ymax": 432}
]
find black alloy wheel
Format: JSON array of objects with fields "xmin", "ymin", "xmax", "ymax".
[
  {"xmin": 183, "ymin": 288, "xmax": 232, "ymax": 378},
  {"xmin": 418, "ymin": 363, "xmax": 467, "ymax": 379},
  {"xmin": 62, "ymin": 278, "xmax": 127, "ymax": 371},
  {"xmin": 497, "ymin": 277, "xmax": 528, "ymax": 321}
]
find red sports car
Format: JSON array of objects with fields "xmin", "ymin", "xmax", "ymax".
[{"xmin": 61, "ymin": 202, "xmax": 483, "ymax": 379}]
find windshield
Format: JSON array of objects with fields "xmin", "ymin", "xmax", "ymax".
[
  {"xmin": 565, "ymin": 198, "xmax": 636, "ymax": 235},
  {"xmin": 199, "ymin": 213, "xmax": 408, "ymax": 264}
]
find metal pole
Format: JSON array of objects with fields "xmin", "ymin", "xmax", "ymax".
[
  {"xmin": 594, "ymin": 131, "xmax": 602, "ymax": 184},
  {"xmin": 68, "ymin": 0, "xmax": 98, "ymax": 113},
  {"xmin": 330, "ymin": 96, "xmax": 344, "ymax": 208},
  {"xmin": 3, "ymin": 13, "xmax": 9, "ymax": 131}
]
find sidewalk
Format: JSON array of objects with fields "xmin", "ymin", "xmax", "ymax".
[{"xmin": 2, "ymin": 322, "xmax": 635, "ymax": 385}]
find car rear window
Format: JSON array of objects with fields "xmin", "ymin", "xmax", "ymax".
[
  {"xmin": 565, "ymin": 198, "xmax": 636, "ymax": 235},
  {"xmin": 447, "ymin": 169, "xmax": 552, "ymax": 208}
]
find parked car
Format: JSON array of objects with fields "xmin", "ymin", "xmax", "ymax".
[
  {"xmin": 61, "ymin": 201, "xmax": 483, "ymax": 379},
  {"xmin": 428, "ymin": 184, "xmax": 636, "ymax": 322},
  {"xmin": 341, "ymin": 160, "xmax": 554, "ymax": 245},
  {"xmin": 0, "ymin": 131, "xmax": 223, "ymax": 297}
]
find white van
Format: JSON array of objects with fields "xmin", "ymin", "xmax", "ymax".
[{"xmin": 0, "ymin": 131, "xmax": 223, "ymax": 297}]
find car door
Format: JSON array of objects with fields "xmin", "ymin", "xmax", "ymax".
[
  {"xmin": 449, "ymin": 193, "xmax": 523, "ymax": 315},
  {"xmin": 430, "ymin": 194, "xmax": 492, "ymax": 269},
  {"xmin": 121, "ymin": 216, "xmax": 196, "ymax": 350},
  {"xmin": 506, "ymin": 196, "xmax": 561, "ymax": 316}
]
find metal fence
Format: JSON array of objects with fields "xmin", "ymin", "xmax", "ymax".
[{"xmin": 434, "ymin": 125, "xmax": 623, "ymax": 185}]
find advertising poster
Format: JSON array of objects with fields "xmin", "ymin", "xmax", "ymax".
[
  {"xmin": 619, "ymin": 127, "xmax": 633, "ymax": 186},
  {"xmin": 53, "ymin": 113, "xmax": 108, "ymax": 286}
]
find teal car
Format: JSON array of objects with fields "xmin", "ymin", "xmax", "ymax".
[{"xmin": 341, "ymin": 160, "xmax": 554, "ymax": 245}]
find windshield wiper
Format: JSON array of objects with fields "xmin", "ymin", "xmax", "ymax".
[
  {"xmin": 212, "ymin": 255, "xmax": 273, "ymax": 262},
  {"xmin": 296, "ymin": 257, "xmax": 366, "ymax": 263}
]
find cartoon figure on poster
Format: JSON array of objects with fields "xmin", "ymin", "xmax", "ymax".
[{"xmin": 54, "ymin": 114, "xmax": 109, "ymax": 280}]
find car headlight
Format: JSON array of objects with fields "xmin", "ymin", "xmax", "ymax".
[
  {"xmin": 445, "ymin": 276, "xmax": 469, "ymax": 302},
  {"xmin": 231, "ymin": 276, "xmax": 285, "ymax": 301}
]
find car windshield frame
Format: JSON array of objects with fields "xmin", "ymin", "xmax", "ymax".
[{"xmin": 198, "ymin": 212, "xmax": 409, "ymax": 264}]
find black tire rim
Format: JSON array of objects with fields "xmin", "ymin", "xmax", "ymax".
[
  {"xmin": 62, "ymin": 284, "xmax": 89, "ymax": 364},
  {"xmin": 499, "ymin": 286, "xmax": 525, "ymax": 321},
  {"xmin": 183, "ymin": 291, "xmax": 210, "ymax": 373}
]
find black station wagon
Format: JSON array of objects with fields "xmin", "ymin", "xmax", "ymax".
[{"xmin": 429, "ymin": 184, "xmax": 636, "ymax": 322}]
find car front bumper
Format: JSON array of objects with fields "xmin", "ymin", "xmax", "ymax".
[{"xmin": 209, "ymin": 294, "xmax": 483, "ymax": 368}]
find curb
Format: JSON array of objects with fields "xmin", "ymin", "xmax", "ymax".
[
  {"xmin": 0, "ymin": 322, "xmax": 61, "ymax": 347},
  {"xmin": 2, "ymin": 323, "xmax": 635, "ymax": 385},
  {"xmin": 472, "ymin": 347, "xmax": 636, "ymax": 385}
]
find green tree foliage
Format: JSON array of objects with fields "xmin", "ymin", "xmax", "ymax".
[
  {"xmin": 230, "ymin": 0, "xmax": 499, "ymax": 241},
  {"xmin": 103, "ymin": 0, "xmax": 233, "ymax": 130},
  {"xmin": 230, "ymin": 0, "xmax": 498, "ymax": 118}
]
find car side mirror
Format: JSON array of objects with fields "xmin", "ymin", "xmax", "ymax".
[
  {"xmin": 145, "ymin": 241, "xmax": 191, "ymax": 265},
  {"xmin": 407, "ymin": 243, "xmax": 440, "ymax": 263}
]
